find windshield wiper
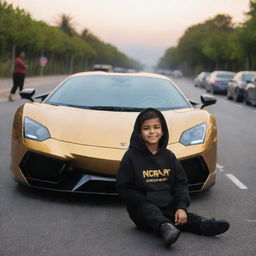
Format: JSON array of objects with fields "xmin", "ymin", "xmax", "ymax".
[
  {"xmin": 49, "ymin": 103, "xmax": 91, "ymax": 109},
  {"xmin": 49, "ymin": 104, "xmax": 144, "ymax": 111},
  {"xmin": 89, "ymin": 106, "xmax": 145, "ymax": 112}
]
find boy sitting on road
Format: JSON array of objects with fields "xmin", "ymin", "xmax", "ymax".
[{"xmin": 117, "ymin": 108, "xmax": 229, "ymax": 247}]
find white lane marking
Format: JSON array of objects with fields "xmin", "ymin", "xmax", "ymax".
[
  {"xmin": 226, "ymin": 173, "xmax": 248, "ymax": 190},
  {"xmin": 246, "ymin": 220, "xmax": 256, "ymax": 222},
  {"xmin": 216, "ymin": 163, "xmax": 224, "ymax": 171}
]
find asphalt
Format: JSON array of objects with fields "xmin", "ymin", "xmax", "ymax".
[
  {"xmin": 0, "ymin": 75, "xmax": 68, "ymax": 101},
  {"xmin": 0, "ymin": 76, "xmax": 255, "ymax": 256}
]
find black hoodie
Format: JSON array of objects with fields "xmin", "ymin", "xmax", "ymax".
[{"xmin": 116, "ymin": 108, "xmax": 190, "ymax": 211}]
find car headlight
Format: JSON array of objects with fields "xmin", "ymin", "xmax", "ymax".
[
  {"xmin": 24, "ymin": 117, "xmax": 50, "ymax": 141},
  {"xmin": 179, "ymin": 123, "xmax": 207, "ymax": 146}
]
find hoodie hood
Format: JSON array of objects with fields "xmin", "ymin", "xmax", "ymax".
[{"xmin": 129, "ymin": 108, "xmax": 169, "ymax": 154}]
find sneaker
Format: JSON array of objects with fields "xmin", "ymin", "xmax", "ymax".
[
  {"xmin": 160, "ymin": 222, "xmax": 180, "ymax": 247},
  {"xmin": 199, "ymin": 218, "xmax": 230, "ymax": 236}
]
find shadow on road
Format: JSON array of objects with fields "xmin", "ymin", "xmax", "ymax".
[
  {"xmin": 190, "ymin": 188, "xmax": 213, "ymax": 202},
  {"xmin": 13, "ymin": 181, "xmax": 213, "ymax": 208},
  {"xmin": 14, "ymin": 182, "xmax": 125, "ymax": 207}
]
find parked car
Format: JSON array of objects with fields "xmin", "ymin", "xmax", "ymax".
[
  {"xmin": 93, "ymin": 64, "xmax": 113, "ymax": 72},
  {"xmin": 244, "ymin": 77, "xmax": 256, "ymax": 105},
  {"xmin": 13, "ymin": 72, "xmax": 217, "ymax": 194},
  {"xmin": 227, "ymin": 71, "xmax": 256, "ymax": 102},
  {"xmin": 194, "ymin": 72, "xmax": 210, "ymax": 88},
  {"xmin": 206, "ymin": 71, "xmax": 235, "ymax": 94},
  {"xmin": 172, "ymin": 70, "xmax": 183, "ymax": 78}
]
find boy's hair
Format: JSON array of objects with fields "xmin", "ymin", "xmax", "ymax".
[{"xmin": 137, "ymin": 110, "xmax": 163, "ymax": 133}]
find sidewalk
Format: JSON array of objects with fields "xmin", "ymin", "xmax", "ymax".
[{"xmin": 0, "ymin": 74, "xmax": 68, "ymax": 102}]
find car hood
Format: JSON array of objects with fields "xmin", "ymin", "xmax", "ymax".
[{"xmin": 22, "ymin": 103, "xmax": 212, "ymax": 149}]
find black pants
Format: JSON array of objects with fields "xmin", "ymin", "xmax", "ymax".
[
  {"xmin": 10, "ymin": 73, "xmax": 26, "ymax": 94},
  {"xmin": 127, "ymin": 202, "xmax": 204, "ymax": 236}
]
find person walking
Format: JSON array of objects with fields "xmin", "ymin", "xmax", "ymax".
[
  {"xmin": 116, "ymin": 108, "xmax": 230, "ymax": 248},
  {"xmin": 8, "ymin": 50, "xmax": 27, "ymax": 101}
]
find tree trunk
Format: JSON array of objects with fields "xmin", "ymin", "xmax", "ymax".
[
  {"xmin": 11, "ymin": 44, "xmax": 16, "ymax": 74},
  {"xmin": 69, "ymin": 54, "xmax": 74, "ymax": 74}
]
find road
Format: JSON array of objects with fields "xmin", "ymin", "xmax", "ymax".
[
  {"xmin": 0, "ymin": 75, "xmax": 255, "ymax": 256},
  {"xmin": 0, "ymin": 75, "xmax": 68, "ymax": 101}
]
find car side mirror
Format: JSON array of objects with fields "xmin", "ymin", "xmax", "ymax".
[
  {"xmin": 19, "ymin": 88, "xmax": 35, "ymax": 102},
  {"xmin": 200, "ymin": 94, "xmax": 216, "ymax": 109},
  {"xmin": 34, "ymin": 91, "xmax": 51, "ymax": 102}
]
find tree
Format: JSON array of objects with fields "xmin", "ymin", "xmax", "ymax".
[
  {"xmin": 158, "ymin": 14, "xmax": 236, "ymax": 75},
  {"xmin": 56, "ymin": 14, "xmax": 76, "ymax": 36}
]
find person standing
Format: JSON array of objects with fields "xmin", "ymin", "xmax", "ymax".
[
  {"xmin": 8, "ymin": 51, "xmax": 27, "ymax": 101},
  {"xmin": 116, "ymin": 108, "xmax": 229, "ymax": 247}
]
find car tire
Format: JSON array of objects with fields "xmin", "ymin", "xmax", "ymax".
[
  {"xmin": 210, "ymin": 86, "xmax": 215, "ymax": 95},
  {"xmin": 234, "ymin": 91, "xmax": 242, "ymax": 102},
  {"xmin": 227, "ymin": 89, "xmax": 232, "ymax": 100},
  {"xmin": 244, "ymin": 99, "xmax": 251, "ymax": 105},
  {"xmin": 244, "ymin": 93, "xmax": 251, "ymax": 105}
]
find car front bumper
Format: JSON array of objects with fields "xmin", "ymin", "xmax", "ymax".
[{"xmin": 11, "ymin": 136, "xmax": 217, "ymax": 194}]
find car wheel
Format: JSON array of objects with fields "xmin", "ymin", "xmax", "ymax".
[
  {"xmin": 244, "ymin": 93, "xmax": 251, "ymax": 105},
  {"xmin": 234, "ymin": 91, "xmax": 242, "ymax": 102},
  {"xmin": 210, "ymin": 86, "xmax": 215, "ymax": 95},
  {"xmin": 244, "ymin": 99, "xmax": 251, "ymax": 105},
  {"xmin": 227, "ymin": 89, "xmax": 232, "ymax": 100}
]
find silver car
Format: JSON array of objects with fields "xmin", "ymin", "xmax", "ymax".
[
  {"xmin": 206, "ymin": 71, "xmax": 235, "ymax": 94},
  {"xmin": 195, "ymin": 72, "xmax": 210, "ymax": 88},
  {"xmin": 227, "ymin": 71, "xmax": 256, "ymax": 102}
]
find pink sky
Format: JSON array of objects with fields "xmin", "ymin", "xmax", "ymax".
[{"xmin": 7, "ymin": 0, "xmax": 250, "ymax": 66}]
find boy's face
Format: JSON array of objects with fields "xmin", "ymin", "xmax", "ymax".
[{"xmin": 140, "ymin": 117, "xmax": 163, "ymax": 147}]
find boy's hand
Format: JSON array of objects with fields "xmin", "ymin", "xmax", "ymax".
[{"xmin": 175, "ymin": 209, "xmax": 187, "ymax": 226}]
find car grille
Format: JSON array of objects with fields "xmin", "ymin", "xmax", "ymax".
[
  {"xmin": 180, "ymin": 156, "xmax": 209, "ymax": 192},
  {"xmin": 19, "ymin": 152, "xmax": 69, "ymax": 184},
  {"xmin": 19, "ymin": 152, "xmax": 117, "ymax": 194},
  {"xmin": 19, "ymin": 152, "xmax": 210, "ymax": 194}
]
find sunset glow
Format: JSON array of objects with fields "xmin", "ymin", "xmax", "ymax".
[{"xmin": 7, "ymin": 0, "xmax": 250, "ymax": 65}]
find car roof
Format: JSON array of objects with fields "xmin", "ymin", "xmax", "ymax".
[
  {"xmin": 236, "ymin": 71, "xmax": 256, "ymax": 74},
  {"xmin": 69, "ymin": 71, "xmax": 170, "ymax": 80},
  {"xmin": 213, "ymin": 70, "xmax": 235, "ymax": 74},
  {"xmin": 70, "ymin": 71, "xmax": 170, "ymax": 79}
]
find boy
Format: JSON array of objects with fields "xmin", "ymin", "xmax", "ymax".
[{"xmin": 116, "ymin": 108, "xmax": 229, "ymax": 247}]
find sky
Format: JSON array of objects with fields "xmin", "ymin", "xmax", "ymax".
[{"xmin": 7, "ymin": 0, "xmax": 250, "ymax": 66}]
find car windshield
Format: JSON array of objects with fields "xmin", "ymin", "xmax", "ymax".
[
  {"xmin": 45, "ymin": 75, "xmax": 190, "ymax": 111},
  {"xmin": 216, "ymin": 73, "xmax": 235, "ymax": 79},
  {"xmin": 241, "ymin": 73, "xmax": 256, "ymax": 82}
]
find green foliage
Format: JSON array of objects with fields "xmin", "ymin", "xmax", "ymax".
[
  {"xmin": 158, "ymin": 9, "xmax": 256, "ymax": 75},
  {"xmin": 0, "ymin": 0, "xmax": 139, "ymax": 77},
  {"xmin": 158, "ymin": 47, "xmax": 179, "ymax": 69}
]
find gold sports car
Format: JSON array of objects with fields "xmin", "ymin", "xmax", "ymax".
[{"xmin": 11, "ymin": 72, "xmax": 217, "ymax": 194}]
